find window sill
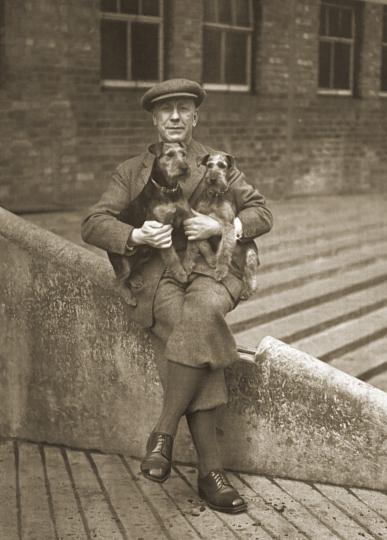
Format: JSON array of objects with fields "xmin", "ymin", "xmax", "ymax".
[
  {"xmin": 317, "ymin": 89, "xmax": 352, "ymax": 97},
  {"xmin": 101, "ymin": 80, "xmax": 158, "ymax": 89},
  {"xmin": 203, "ymin": 83, "xmax": 250, "ymax": 93}
]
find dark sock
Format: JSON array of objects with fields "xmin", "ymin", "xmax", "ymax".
[
  {"xmin": 154, "ymin": 361, "xmax": 207, "ymax": 437},
  {"xmin": 186, "ymin": 408, "xmax": 222, "ymax": 477}
]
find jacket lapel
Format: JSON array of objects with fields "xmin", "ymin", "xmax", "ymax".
[{"xmin": 136, "ymin": 150, "xmax": 154, "ymax": 195}]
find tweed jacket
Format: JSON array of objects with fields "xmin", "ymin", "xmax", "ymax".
[{"xmin": 81, "ymin": 139, "xmax": 273, "ymax": 328}]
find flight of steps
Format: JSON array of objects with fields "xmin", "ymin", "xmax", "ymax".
[{"xmin": 227, "ymin": 195, "xmax": 387, "ymax": 392}]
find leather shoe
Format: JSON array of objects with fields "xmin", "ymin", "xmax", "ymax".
[
  {"xmin": 140, "ymin": 432, "xmax": 173, "ymax": 483},
  {"xmin": 198, "ymin": 469, "xmax": 247, "ymax": 514}
]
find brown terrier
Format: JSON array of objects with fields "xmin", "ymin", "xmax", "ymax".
[
  {"xmin": 109, "ymin": 141, "xmax": 191, "ymax": 305},
  {"xmin": 183, "ymin": 152, "xmax": 259, "ymax": 300}
]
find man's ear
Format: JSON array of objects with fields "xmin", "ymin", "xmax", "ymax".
[
  {"xmin": 197, "ymin": 154, "xmax": 210, "ymax": 167},
  {"xmin": 192, "ymin": 110, "xmax": 199, "ymax": 127},
  {"xmin": 225, "ymin": 154, "xmax": 236, "ymax": 169},
  {"xmin": 149, "ymin": 142, "xmax": 163, "ymax": 157}
]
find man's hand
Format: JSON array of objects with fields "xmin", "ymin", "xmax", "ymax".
[
  {"xmin": 131, "ymin": 221, "xmax": 173, "ymax": 249},
  {"xmin": 183, "ymin": 209, "xmax": 222, "ymax": 240}
]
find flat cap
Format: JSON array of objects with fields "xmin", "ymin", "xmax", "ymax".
[{"xmin": 141, "ymin": 78, "xmax": 206, "ymax": 111}]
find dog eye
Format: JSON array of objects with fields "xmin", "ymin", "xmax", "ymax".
[
  {"xmin": 217, "ymin": 162, "xmax": 226, "ymax": 169},
  {"xmin": 207, "ymin": 162, "xmax": 214, "ymax": 168},
  {"xmin": 166, "ymin": 152, "xmax": 175, "ymax": 158}
]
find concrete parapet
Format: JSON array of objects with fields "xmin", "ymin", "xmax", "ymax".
[{"xmin": 1, "ymin": 207, "xmax": 387, "ymax": 489}]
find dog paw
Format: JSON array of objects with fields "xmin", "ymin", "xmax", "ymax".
[
  {"xmin": 239, "ymin": 287, "xmax": 251, "ymax": 301},
  {"xmin": 214, "ymin": 264, "xmax": 229, "ymax": 281},
  {"xmin": 206, "ymin": 255, "xmax": 217, "ymax": 268},
  {"xmin": 120, "ymin": 288, "xmax": 137, "ymax": 307},
  {"xmin": 172, "ymin": 269, "xmax": 189, "ymax": 283}
]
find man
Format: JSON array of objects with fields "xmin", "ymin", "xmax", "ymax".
[{"xmin": 81, "ymin": 79, "xmax": 272, "ymax": 514}]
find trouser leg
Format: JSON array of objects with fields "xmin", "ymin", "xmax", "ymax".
[
  {"xmin": 151, "ymin": 275, "xmax": 231, "ymax": 413},
  {"xmin": 186, "ymin": 408, "xmax": 222, "ymax": 477},
  {"xmin": 154, "ymin": 361, "xmax": 207, "ymax": 437}
]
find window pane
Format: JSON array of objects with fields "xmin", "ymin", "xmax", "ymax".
[
  {"xmin": 203, "ymin": 28, "xmax": 222, "ymax": 83},
  {"xmin": 225, "ymin": 31, "xmax": 247, "ymax": 84},
  {"xmin": 333, "ymin": 42, "xmax": 351, "ymax": 89},
  {"xmin": 328, "ymin": 6, "xmax": 352, "ymax": 38},
  {"xmin": 218, "ymin": 0, "xmax": 232, "ymax": 24},
  {"xmin": 131, "ymin": 22, "xmax": 159, "ymax": 80},
  {"xmin": 204, "ymin": 0, "xmax": 217, "ymax": 22},
  {"xmin": 320, "ymin": 4, "xmax": 328, "ymax": 36},
  {"xmin": 100, "ymin": 19, "xmax": 127, "ymax": 79},
  {"xmin": 319, "ymin": 40, "xmax": 331, "ymax": 88},
  {"xmin": 142, "ymin": 0, "xmax": 159, "ymax": 16},
  {"xmin": 101, "ymin": 0, "xmax": 118, "ymax": 13},
  {"xmin": 381, "ymin": 46, "xmax": 387, "ymax": 92},
  {"xmin": 121, "ymin": 0, "xmax": 138, "ymax": 14},
  {"xmin": 235, "ymin": 0, "xmax": 251, "ymax": 27}
]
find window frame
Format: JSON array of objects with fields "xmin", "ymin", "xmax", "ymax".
[
  {"xmin": 318, "ymin": 0, "xmax": 358, "ymax": 96},
  {"xmin": 380, "ymin": 6, "xmax": 387, "ymax": 96},
  {"xmin": 202, "ymin": 0, "xmax": 254, "ymax": 92},
  {"xmin": 100, "ymin": 0, "xmax": 164, "ymax": 89}
]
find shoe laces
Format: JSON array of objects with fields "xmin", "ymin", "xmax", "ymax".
[
  {"xmin": 152, "ymin": 433, "xmax": 168, "ymax": 453},
  {"xmin": 210, "ymin": 470, "xmax": 232, "ymax": 491}
]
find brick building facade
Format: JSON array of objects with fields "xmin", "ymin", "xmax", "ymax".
[{"xmin": 0, "ymin": 0, "xmax": 386, "ymax": 212}]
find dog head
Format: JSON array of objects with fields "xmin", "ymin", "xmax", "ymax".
[
  {"xmin": 149, "ymin": 141, "xmax": 190, "ymax": 186},
  {"xmin": 198, "ymin": 152, "xmax": 235, "ymax": 194}
]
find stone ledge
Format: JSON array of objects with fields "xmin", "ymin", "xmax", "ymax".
[{"xmin": 1, "ymin": 207, "xmax": 387, "ymax": 490}]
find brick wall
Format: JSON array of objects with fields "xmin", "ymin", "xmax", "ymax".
[{"xmin": 0, "ymin": 0, "xmax": 387, "ymax": 211}]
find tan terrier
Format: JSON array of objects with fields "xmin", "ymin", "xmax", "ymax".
[{"xmin": 183, "ymin": 152, "xmax": 259, "ymax": 300}]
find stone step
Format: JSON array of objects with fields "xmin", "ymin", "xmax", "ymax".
[
  {"xmin": 292, "ymin": 304, "xmax": 387, "ymax": 361},
  {"xmin": 330, "ymin": 335, "xmax": 387, "ymax": 381},
  {"xmin": 261, "ymin": 216, "xmax": 386, "ymax": 252},
  {"xmin": 227, "ymin": 259, "xmax": 387, "ymax": 332},
  {"xmin": 256, "ymin": 238, "xmax": 387, "ymax": 295},
  {"xmin": 260, "ymin": 224, "xmax": 387, "ymax": 271},
  {"xmin": 234, "ymin": 281, "xmax": 387, "ymax": 349}
]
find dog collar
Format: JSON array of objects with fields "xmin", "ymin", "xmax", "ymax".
[{"xmin": 151, "ymin": 177, "xmax": 179, "ymax": 194}]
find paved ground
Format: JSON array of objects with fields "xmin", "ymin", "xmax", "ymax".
[
  {"xmin": 2, "ymin": 439, "xmax": 387, "ymax": 540},
  {"xmin": 25, "ymin": 194, "xmax": 387, "ymax": 392}
]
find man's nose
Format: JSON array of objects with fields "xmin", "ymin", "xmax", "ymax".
[{"xmin": 170, "ymin": 106, "xmax": 180, "ymax": 121}]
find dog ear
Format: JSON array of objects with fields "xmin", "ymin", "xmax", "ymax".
[
  {"xmin": 197, "ymin": 154, "xmax": 210, "ymax": 167},
  {"xmin": 225, "ymin": 154, "xmax": 236, "ymax": 169},
  {"xmin": 149, "ymin": 142, "xmax": 163, "ymax": 157}
]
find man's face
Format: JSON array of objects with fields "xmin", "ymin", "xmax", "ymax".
[{"xmin": 152, "ymin": 98, "xmax": 198, "ymax": 144}]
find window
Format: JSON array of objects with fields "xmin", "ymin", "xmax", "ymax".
[
  {"xmin": 381, "ymin": 6, "xmax": 387, "ymax": 92},
  {"xmin": 202, "ymin": 0, "xmax": 254, "ymax": 91},
  {"xmin": 100, "ymin": 0, "xmax": 163, "ymax": 87},
  {"xmin": 318, "ymin": 0, "xmax": 361, "ymax": 94}
]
